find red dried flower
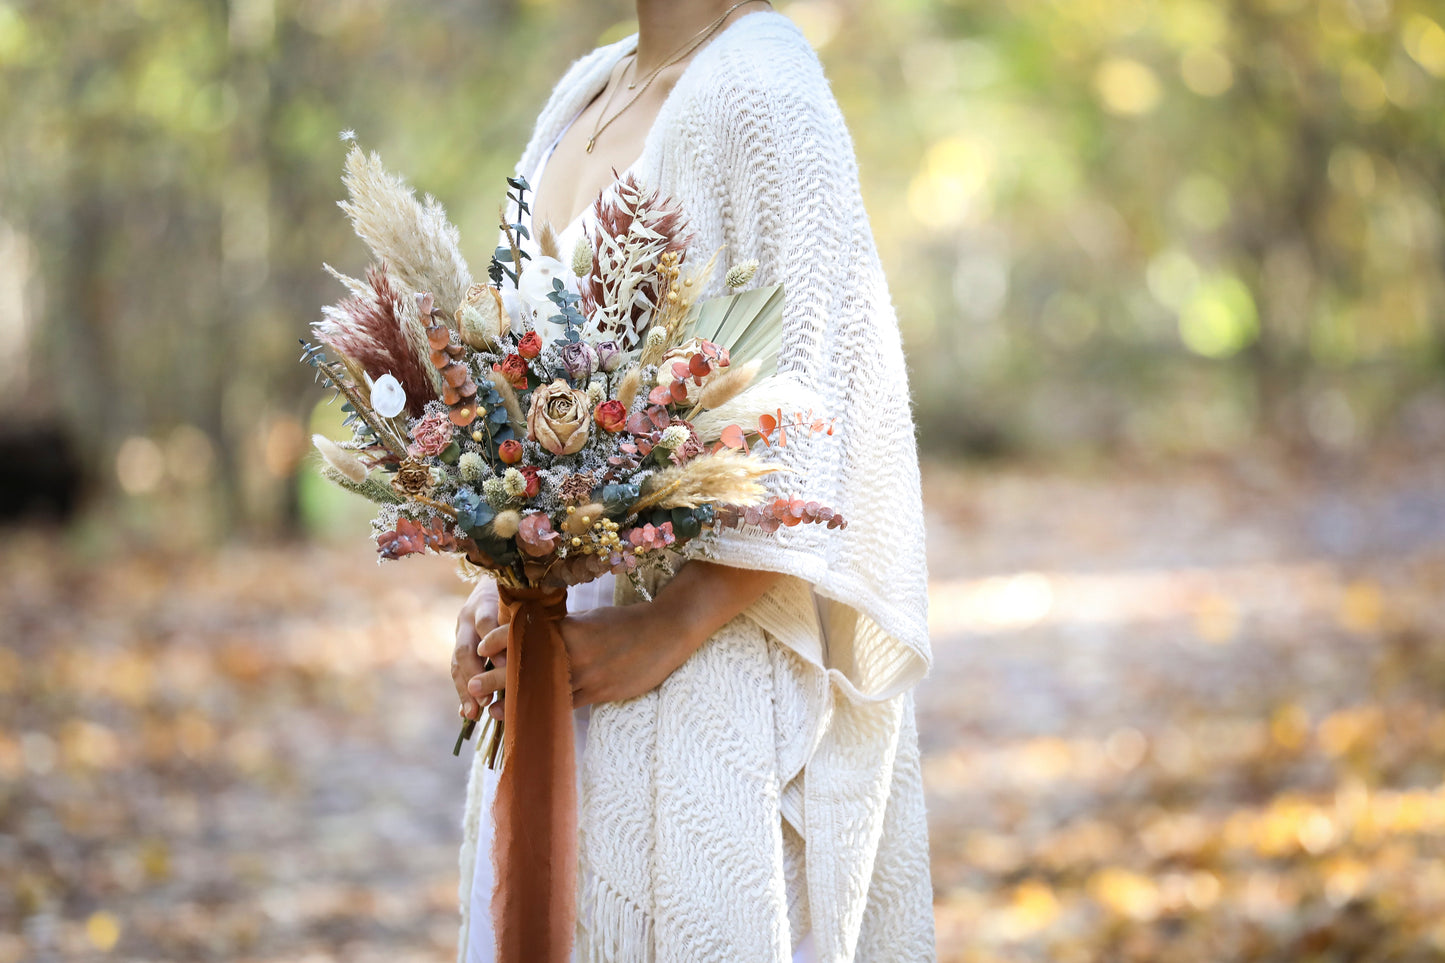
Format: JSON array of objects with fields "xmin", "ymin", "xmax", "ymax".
[
  {"xmin": 594, "ymin": 400, "xmax": 627, "ymax": 433},
  {"xmin": 498, "ymin": 439, "xmax": 523, "ymax": 464},
  {"xmin": 519, "ymin": 465, "xmax": 541, "ymax": 498},
  {"xmin": 493, "ymin": 354, "xmax": 530, "ymax": 390},
  {"xmin": 517, "ymin": 331, "xmax": 543, "ymax": 360}
]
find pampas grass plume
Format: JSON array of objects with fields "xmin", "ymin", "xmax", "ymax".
[
  {"xmin": 694, "ymin": 358, "xmax": 761, "ymax": 412},
  {"xmin": 630, "ymin": 449, "xmax": 784, "ymax": 513},
  {"xmin": 313, "ymin": 434, "xmax": 367, "ymax": 483},
  {"xmin": 537, "ymin": 221, "xmax": 561, "ymax": 260},
  {"xmin": 488, "ymin": 369, "xmax": 528, "ymax": 435},
  {"xmin": 338, "ymin": 144, "xmax": 473, "ymax": 317},
  {"xmin": 616, "ymin": 365, "xmax": 642, "ymax": 410}
]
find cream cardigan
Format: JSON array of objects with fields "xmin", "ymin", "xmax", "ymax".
[{"xmin": 457, "ymin": 11, "xmax": 935, "ymax": 961}]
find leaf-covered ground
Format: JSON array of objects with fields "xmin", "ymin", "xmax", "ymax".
[{"xmin": 3, "ymin": 452, "xmax": 1444, "ymax": 961}]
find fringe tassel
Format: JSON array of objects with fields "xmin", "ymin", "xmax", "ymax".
[
  {"xmin": 577, "ymin": 871, "xmax": 654, "ymax": 963},
  {"xmin": 457, "ymin": 752, "xmax": 489, "ymax": 963}
]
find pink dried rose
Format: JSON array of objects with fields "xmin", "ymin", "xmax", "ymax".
[{"xmin": 407, "ymin": 411, "xmax": 454, "ymax": 458}]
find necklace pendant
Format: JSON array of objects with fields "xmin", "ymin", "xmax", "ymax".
[{"xmin": 585, "ymin": 137, "xmax": 595, "ymax": 154}]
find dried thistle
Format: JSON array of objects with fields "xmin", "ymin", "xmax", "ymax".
[
  {"xmin": 314, "ymin": 265, "xmax": 438, "ymax": 417},
  {"xmin": 580, "ymin": 173, "xmax": 694, "ymax": 350},
  {"xmin": 338, "ymin": 144, "xmax": 473, "ymax": 318},
  {"xmin": 629, "ymin": 449, "xmax": 785, "ymax": 514}
]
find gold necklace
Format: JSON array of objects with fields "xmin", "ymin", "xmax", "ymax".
[{"xmin": 585, "ymin": 0, "xmax": 769, "ymax": 153}]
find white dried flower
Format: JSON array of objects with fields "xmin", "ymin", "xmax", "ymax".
[
  {"xmin": 458, "ymin": 451, "xmax": 486, "ymax": 482},
  {"xmin": 657, "ymin": 425, "xmax": 690, "ymax": 451},
  {"xmin": 724, "ymin": 259, "xmax": 759, "ymax": 288},
  {"xmin": 503, "ymin": 467, "xmax": 527, "ymax": 499},
  {"xmin": 370, "ymin": 373, "xmax": 407, "ymax": 418},
  {"xmin": 483, "ymin": 476, "xmax": 508, "ymax": 507},
  {"xmin": 587, "ymin": 380, "xmax": 605, "ymax": 406},
  {"xmin": 644, "ymin": 326, "xmax": 667, "ymax": 351}
]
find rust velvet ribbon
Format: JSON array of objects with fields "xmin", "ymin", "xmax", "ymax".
[{"xmin": 491, "ymin": 584, "xmax": 577, "ymax": 962}]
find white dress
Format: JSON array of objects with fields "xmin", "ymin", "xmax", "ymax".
[{"xmin": 463, "ymin": 110, "xmax": 818, "ymax": 963}]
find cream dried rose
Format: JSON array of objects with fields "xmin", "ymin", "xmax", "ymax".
[
  {"xmin": 527, "ymin": 379, "xmax": 592, "ymax": 455},
  {"xmin": 455, "ymin": 283, "xmax": 509, "ymax": 349}
]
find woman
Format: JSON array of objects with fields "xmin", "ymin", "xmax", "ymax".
[{"xmin": 451, "ymin": 2, "xmax": 935, "ymax": 960}]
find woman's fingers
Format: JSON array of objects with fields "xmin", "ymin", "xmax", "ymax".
[
  {"xmin": 453, "ymin": 618, "xmax": 487, "ymax": 721},
  {"xmin": 477, "ymin": 624, "xmax": 510, "ymax": 660},
  {"xmin": 467, "ymin": 664, "xmax": 507, "ymax": 704}
]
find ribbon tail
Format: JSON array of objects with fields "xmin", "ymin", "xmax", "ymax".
[{"xmin": 490, "ymin": 590, "xmax": 578, "ymax": 963}]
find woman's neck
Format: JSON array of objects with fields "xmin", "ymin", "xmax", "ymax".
[{"xmin": 632, "ymin": 0, "xmax": 765, "ymax": 76}]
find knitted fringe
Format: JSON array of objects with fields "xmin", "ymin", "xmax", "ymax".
[{"xmin": 577, "ymin": 871, "xmax": 654, "ymax": 963}]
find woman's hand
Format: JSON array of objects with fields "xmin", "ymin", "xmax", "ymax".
[
  {"xmin": 466, "ymin": 562, "xmax": 784, "ymax": 710},
  {"xmin": 453, "ymin": 578, "xmax": 503, "ymax": 723}
]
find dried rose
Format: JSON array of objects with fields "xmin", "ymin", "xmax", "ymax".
[
  {"xmin": 517, "ymin": 331, "xmax": 543, "ymax": 360},
  {"xmin": 493, "ymin": 354, "xmax": 530, "ymax": 391},
  {"xmin": 516, "ymin": 513, "xmax": 559, "ymax": 558},
  {"xmin": 498, "ymin": 439, "xmax": 523, "ymax": 465},
  {"xmin": 527, "ymin": 379, "xmax": 591, "ymax": 455},
  {"xmin": 594, "ymin": 340, "xmax": 622, "ymax": 373},
  {"xmin": 594, "ymin": 400, "xmax": 627, "ymax": 433},
  {"xmin": 408, "ymin": 411, "xmax": 454, "ymax": 458},
  {"xmin": 519, "ymin": 465, "xmax": 541, "ymax": 499},
  {"xmin": 456, "ymin": 283, "xmax": 509, "ymax": 349},
  {"xmin": 561, "ymin": 341, "xmax": 598, "ymax": 381}
]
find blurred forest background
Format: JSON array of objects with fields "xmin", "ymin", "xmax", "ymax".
[{"xmin": 3, "ymin": 0, "xmax": 1445, "ymax": 961}]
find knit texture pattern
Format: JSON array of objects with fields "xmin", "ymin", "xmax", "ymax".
[{"xmin": 458, "ymin": 12, "xmax": 934, "ymax": 961}]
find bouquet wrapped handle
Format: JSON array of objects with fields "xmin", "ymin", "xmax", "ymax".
[{"xmin": 490, "ymin": 584, "xmax": 578, "ymax": 963}]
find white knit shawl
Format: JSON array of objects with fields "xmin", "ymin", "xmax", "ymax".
[{"xmin": 458, "ymin": 12, "xmax": 935, "ymax": 961}]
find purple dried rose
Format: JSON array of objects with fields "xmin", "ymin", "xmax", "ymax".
[
  {"xmin": 594, "ymin": 340, "xmax": 622, "ymax": 373},
  {"xmin": 561, "ymin": 341, "xmax": 598, "ymax": 380}
]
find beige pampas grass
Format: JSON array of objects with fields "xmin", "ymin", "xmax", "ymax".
[
  {"xmin": 616, "ymin": 365, "xmax": 642, "ymax": 410},
  {"xmin": 489, "ymin": 369, "xmax": 527, "ymax": 435},
  {"xmin": 324, "ymin": 263, "xmax": 371, "ymax": 299},
  {"xmin": 630, "ymin": 449, "xmax": 785, "ymax": 514},
  {"xmin": 338, "ymin": 144, "xmax": 473, "ymax": 318},
  {"xmin": 313, "ymin": 434, "xmax": 367, "ymax": 482},
  {"xmin": 689, "ymin": 375, "xmax": 822, "ymax": 443},
  {"xmin": 693, "ymin": 358, "xmax": 761, "ymax": 413},
  {"xmin": 537, "ymin": 221, "xmax": 561, "ymax": 260}
]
